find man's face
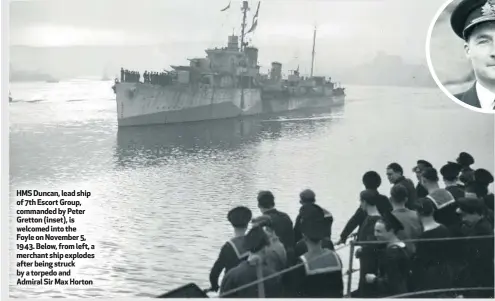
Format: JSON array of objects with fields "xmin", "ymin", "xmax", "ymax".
[
  {"xmin": 465, "ymin": 22, "xmax": 495, "ymax": 85},
  {"xmin": 386, "ymin": 168, "xmax": 401, "ymax": 183}
]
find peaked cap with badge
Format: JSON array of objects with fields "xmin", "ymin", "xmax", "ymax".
[{"xmin": 451, "ymin": 0, "xmax": 495, "ymax": 40}]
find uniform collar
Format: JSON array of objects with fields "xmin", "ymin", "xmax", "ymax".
[{"xmin": 475, "ymin": 81, "xmax": 495, "ymax": 111}]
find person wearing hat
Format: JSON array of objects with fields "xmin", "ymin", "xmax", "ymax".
[
  {"xmin": 452, "ymin": 152, "xmax": 475, "ymax": 185},
  {"xmin": 219, "ymin": 226, "xmax": 284, "ymax": 298},
  {"xmin": 353, "ymin": 190, "xmax": 384, "ymax": 298},
  {"xmin": 285, "ymin": 214, "xmax": 344, "ymax": 298},
  {"xmin": 293, "ymin": 203, "xmax": 335, "ymax": 260},
  {"xmin": 365, "ymin": 211, "xmax": 411, "ymax": 297},
  {"xmin": 251, "ymin": 215, "xmax": 287, "ymax": 272},
  {"xmin": 420, "ymin": 167, "xmax": 462, "ymax": 232},
  {"xmin": 338, "ymin": 171, "xmax": 392, "ymax": 245},
  {"xmin": 413, "ymin": 160, "xmax": 433, "ymax": 198},
  {"xmin": 293, "ymin": 189, "xmax": 333, "ymax": 244},
  {"xmin": 451, "ymin": 0, "xmax": 495, "ymax": 111},
  {"xmin": 440, "ymin": 162, "xmax": 465, "ymax": 200},
  {"xmin": 410, "ymin": 198, "xmax": 455, "ymax": 295},
  {"xmin": 209, "ymin": 206, "xmax": 252, "ymax": 292},
  {"xmin": 455, "ymin": 197, "xmax": 494, "ymax": 297}
]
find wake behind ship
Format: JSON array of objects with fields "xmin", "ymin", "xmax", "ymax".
[{"xmin": 114, "ymin": 1, "xmax": 346, "ymax": 127}]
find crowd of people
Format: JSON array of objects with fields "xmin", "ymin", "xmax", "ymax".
[
  {"xmin": 206, "ymin": 151, "xmax": 494, "ymax": 298},
  {"xmin": 120, "ymin": 68, "xmax": 174, "ymax": 86}
]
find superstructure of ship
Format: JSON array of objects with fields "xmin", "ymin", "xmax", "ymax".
[{"xmin": 114, "ymin": 1, "xmax": 346, "ymax": 127}]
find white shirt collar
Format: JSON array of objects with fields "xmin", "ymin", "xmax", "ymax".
[{"xmin": 475, "ymin": 81, "xmax": 495, "ymax": 111}]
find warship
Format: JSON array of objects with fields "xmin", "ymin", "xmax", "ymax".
[{"xmin": 114, "ymin": 1, "xmax": 346, "ymax": 127}]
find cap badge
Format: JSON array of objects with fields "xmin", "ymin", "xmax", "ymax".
[{"xmin": 481, "ymin": 0, "xmax": 495, "ymax": 17}]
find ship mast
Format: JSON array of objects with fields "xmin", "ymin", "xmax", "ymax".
[
  {"xmin": 310, "ymin": 26, "xmax": 316, "ymax": 77},
  {"xmin": 240, "ymin": 1, "xmax": 249, "ymax": 52}
]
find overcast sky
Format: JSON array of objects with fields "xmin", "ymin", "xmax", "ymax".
[{"xmin": 10, "ymin": 0, "xmax": 446, "ymax": 61}]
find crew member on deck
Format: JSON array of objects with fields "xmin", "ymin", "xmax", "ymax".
[
  {"xmin": 285, "ymin": 213, "xmax": 344, "ymax": 298},
  {"xmin": 440, "ymin": 162, "xmax": 465, "ymax": 200},
  {"xmin": 209, "ymin": 206, "xmax": 252, "ymax": 292},
  {"xmin": 386, "ymin": 163, "xmax": 418, "ymax": 209},
  {"xmin": 413, "ymin": 160, "xmax": 433, "ymax": 198},
  {"xmin": 294, "ymin": 203, "xmax": 335, "ymax": 259},
  {"xmin": 220, "ymin": 226, "xmax": 284, "ymax": 298},
  {"xmin": 293, "ymin": 189, "xmax": 333, "ymax": 243},
  {"xmin": 354, "ymin": 190, "xmax": 384, "ymax": 298},
  {"xmin": 338, "ymin": 171, "xmax": 391, "ymax": 245},
  {"xmin": 452, "ymin": 152, "xmax": 475, "ymax": 186},
  {"xmin": 365, "ymin": 212, "xmax": 411, "ymax": 298},
  {"xmin": 421, "ymin": 167, "xmax": 460, "ymax": 232},
  {"xmin": 451, "ymin": 0, "xmax": 495, "ymax": 112},
  {"xmin": 456, "ymin": 197, "xmax": 494, "ymax": 298},
  {"xmin": 257, "ymin": 191, "xmax": 295, "ymax": 260}
]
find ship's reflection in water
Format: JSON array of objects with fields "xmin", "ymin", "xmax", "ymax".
[{"xmin": 114, "ymin": 108, "xmax": 343, "ymax": 168}]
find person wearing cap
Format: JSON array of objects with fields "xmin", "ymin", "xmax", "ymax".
[
  {"xmin": 338, "ymin": 171, "xmax": 392, "ymax": 245},
  {"xmin": 293, "ymin": 189, "xmax": 333, "ymax": 244},
  {"xmin": 251, "ymin": 215, "xmax": 287, "ymax": 272},
  {"xmin": 209, "ymin": 206, "xmax": 252, "ymax": 292},
  {"xmin": 420, "ymin": 167, "xmax": 462, "ymax": 233},
  {"xmin": 413, "ymin": 160, "xmax": 433, "ymax": 198},
  {"xmin": 285, "ymin": 215, "xmax": 344, "ymax": 298},
  {"xmin": 293, "ymin": 203, "xmax": 335, "ymax": 260},
  {"xmin": 453, "ymin": 152, "xmax": 475, "ymax": 185},
  {"xmin": 257, "ymin": 190, "xmax": 295, "ymax": 256},
  {"xmin": 386, "ymin": 163, "xmax": 418, "ymax": 210},
  {"xmin": 410, "ymin": 198, "xmax": 455, "ymax": 295},
  {"xmin": 220, "ymin": 226, "xmax": 284, "ymax": 298},
  {"xmin": 389, "ymin": 184, "xmax": 423, "ymax": 255},
  {"xmin": 365, "ymin": 212, "xmax": 411, "ymax": 297},
  {"xmin": 451, "ymin": 0, "xmax": 495, "ymax": 111},
  {"xmin": 353, "ymin": 190, "xmax": 384, "ymax": 298},
  {"xmin": 455, "ymin": 197, "xmax": 494, "ymax": 298},
  {"xmin": 440, "ymin": 162, "xmax": 465, "ymax": 201}
]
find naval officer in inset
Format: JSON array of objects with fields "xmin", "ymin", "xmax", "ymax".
[{"xmin": 451, "ymin": 0, "xmax": 495, "ymax": 112}]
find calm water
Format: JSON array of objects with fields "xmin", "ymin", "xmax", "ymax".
[{"xmin": 9, "ymin": 80, "xmax": 494, "ymax": 298}]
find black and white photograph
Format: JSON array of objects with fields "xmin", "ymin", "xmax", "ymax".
[
  {"xmin": 428, "ymin": 0, "xmax": 495, "ymax": 113},
  {"xmin": 5, "ymin": 0, "xmax": 495, "ymax": 299}
]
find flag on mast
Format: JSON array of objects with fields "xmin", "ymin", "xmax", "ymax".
[{"xmin": 220, "ymin": 1, "xmax": 231, "ymax": 11}]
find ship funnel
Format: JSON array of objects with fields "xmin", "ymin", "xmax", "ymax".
[
  {"xmin": 245, "ymin": 47, "xmax": 258, "ymax": 68},
  {"xmin": 270, "ymin": 62, "xmax": 282, "ymax": 81},
  {"xmin": 228, "ymin": 35, "xmax": 239, "ymax": 51}
]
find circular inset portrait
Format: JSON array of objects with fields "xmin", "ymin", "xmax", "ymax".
[{"xmin": 427, "ymin": 0, "xmax": 495, "ymax": 113}]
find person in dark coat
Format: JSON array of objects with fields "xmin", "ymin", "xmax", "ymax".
[
  {"xmin": 209, "ymin": 206, "xmax": 252, "ymax": 292},
  {"xmin": 412, "ymin": 160, "xmax": 433, "ymax": 198},
  {"xmin": 451, "ymin": 152, "xmax": 475, "ymax": 186},
  {"xmin": 338, "ymin": 171, "xmax": 391, "ymax": 245},
  {"xmin": 410, "ymin": 198, "xmax": 455, "ymax": 295},
  {"xmin": 285, "ymin": 213, "xmax": 344, "ymax": 298},
  {"xmin": 220, "ymin": 226, "xmax": 284, "ymax": 298},
  {"xmin": 451, "ymin": 0, "xmax": 495, "ymax": 112},
  {"xmin": 421, "ymin": 167, "xmax": 461, "ymax": 233},
  {"xmin": 440, "ymin": 162, "xmax": 465, "ymax": 201},
  {"xmin": 257, "ymin": 191, "xmax": 295, "ymax": 257},
  {"xmin": 365, "ymin": 212, "xmax": 411, "ymax": 298},
  {"xmin": 386, "ymin": 163, "xmax": 418, "ymax": 210},
  {"xmin": 455, "ymin": 197, "xmax": 494, "ymax": 298},
  {"xmin": 293, "ymin": 189, "xmax": 333, "ymax": 243},
  {"xmin": 294, "ymin": 203, "xmax": 335, "ymax": 259},
  {"xmin": 354, "ymin": 190, "xmax": 384, "ymax": 298}
]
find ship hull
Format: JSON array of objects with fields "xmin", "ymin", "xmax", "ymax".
[
  {"xmin": 115, "ymin": 83, "xmax": 345, "ymax": 127},
  {"xmin": 116, "ymin": 83, "xmax": 263, "ymax": 126}
]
